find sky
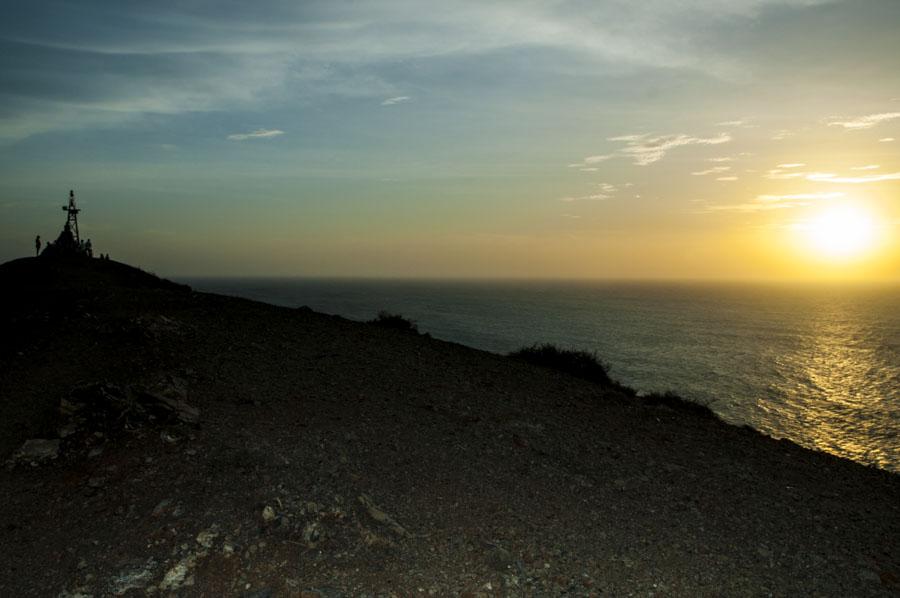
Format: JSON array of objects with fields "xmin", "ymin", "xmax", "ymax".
[{"xmin": 1, "ymin": 0, "xmax": 898, "ymax": 281}]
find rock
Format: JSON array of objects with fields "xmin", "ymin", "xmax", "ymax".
[
  {"xmin": 159, "ymin": 555, "xmax": 197, "ymax": 591},
  {"xmin": 12, "ymin": 438, "xmax": 60, "ymax": 464},
  {"xmin": 262, "ymin": 505, "xmax": 276, "ymax": 522},
  {"xmin": 139, "ymin": 391, "xmax": 200, "ymax": 425},
  {"xmin": 487, "ymin": 546, "xmax": 515, "ymax": 572},
  {"xmin": 357, "ymin": 494, "xmax": 411, "ymax": 538},
  {"xmin": 109, "ymin": 558, "xmax": 157, "ymax": 595},
  {"xmin": 302, "ymin": 521, "xmax": 323, "ymax": 547},
  {"xmin": 151, "ymin": 498, "xmax": 173, "ymax": 517},
  {"xmin": 222, "ymin": 541, "xmax": 236, "ymax": 557},
  {"xmin": 196, "ymin": 527, "xmax": 219, "ymax": 549}
]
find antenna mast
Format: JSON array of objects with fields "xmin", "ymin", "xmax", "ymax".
[{"xmin": 62, "ymin": 189, "xmax": 81, "ymax": 244}]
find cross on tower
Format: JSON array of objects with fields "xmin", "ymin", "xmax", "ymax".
[{"xmin": 62, "ymin": 189, "xmax": 81, "ymax": 244}]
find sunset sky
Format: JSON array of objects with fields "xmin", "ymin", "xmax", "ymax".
[{"xmin": 1, "ymin": 0, "xmax": 898, "ymax": 281}]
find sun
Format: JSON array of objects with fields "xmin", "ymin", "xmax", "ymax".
[{"xmin": 799, "ymin": 205, "xmax": 877, "ymax": 259}]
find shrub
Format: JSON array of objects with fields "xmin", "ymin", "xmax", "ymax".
[
  {"xmin": 369, "ymin": 310, "xmax": 419, "ymax": 334},
  {"xmin": 509, "ymin": 343, "xmax": 612, "ymax": 386},
  {"xmin": 642, "ymin": 391, "xmax": 717, "ymax": 419}
]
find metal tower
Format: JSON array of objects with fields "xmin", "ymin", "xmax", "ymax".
[{"xmin": 62, "ymin": 189, "xmax": 81, "ymax": 244}]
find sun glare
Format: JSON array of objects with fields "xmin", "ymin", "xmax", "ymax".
[{"xmin": 799, "ymin": 205, "xmax": 878, "ymax": 259}]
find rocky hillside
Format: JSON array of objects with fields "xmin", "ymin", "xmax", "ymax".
[{"xmin": 1, "ymin": 256, "xmax": 898, "ymax": 596}]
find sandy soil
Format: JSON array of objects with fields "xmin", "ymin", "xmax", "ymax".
[{"xmin": 1, "ymin": 256, "xmax": 898, "ymax": 597}]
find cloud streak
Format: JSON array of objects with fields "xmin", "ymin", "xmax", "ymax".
[
  {"xmin": 558, "ymin": 182, "xmax": 619, "ymax": 202},
  {"xmin": 617, "ymin": 133, "xmax": 732, "ymax": 166},
  {"xmin": 706, "ymin": 191, "xmax": 842, "ymax": 213},
  {"xmin": 572, "ymin": 132, "xmax": 732, "ymax": 169},
  {"xmin": 807, "ymin": 172, "xmax": 900, "ymax": 184},
  {"xmin": 381, "ymin": 95, "xmax": 411, "ymax": 106},
  {"xmin": 227, "ymin": 128, "xmax": 285, "ymax": 141},
  {"xmin": 692, "ymin": 166, "xmax": 731, "ymax": 176},
  {"xmin": 826, "ymin": 112, "xmax": 900, "ymax": 130}
]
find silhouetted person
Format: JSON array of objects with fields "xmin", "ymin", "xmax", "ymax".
[
  {"xmin": 85, "ymin": 239, "xmax": 93, "ymax": 257},
  {"xmin": 35, "ymin": 235, "xmax": 41, "ymax": 256}
]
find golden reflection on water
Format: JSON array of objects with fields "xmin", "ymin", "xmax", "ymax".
[{"xmin": 764, "ymin": 298, "xmax": 898, "ymax": 471}]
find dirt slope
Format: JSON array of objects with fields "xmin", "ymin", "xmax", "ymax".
[{"xmin": 1, "ymin": 257, "xmax": 897, "ymax": 597}]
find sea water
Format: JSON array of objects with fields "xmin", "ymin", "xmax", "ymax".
[{"xmin": 183, "ymin": 278, "xmax": 900, "ymax": 473}]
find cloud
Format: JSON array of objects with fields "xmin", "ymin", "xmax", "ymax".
[
  {"xmin": 765, "ymin": 168, "xmax": 807, "ymax": 180},
  {"xmin": 692, "ymin": 166, "xmax": 731, "ymax": 176},
  {"xmin": 850, "ymin": 164, "xmax": 880, "ymax": 171},
  {"xmin": 716, "ymin": 176, "xmax": 738, "ymax": 181},
  {"xmin": 559, "ymin": 194, "xmax": 611, "ymax": 202},
  {"xmin": 826, "ymin": 112, "xmax": 900, "ymax": 130},
  {"xmin": 705, "ymin": 202, "xmax": 804, "ymax": 213},
  {"xmin": 584, "ymin": 154, "xmax": 614, "ymax": 164},
  {"xmin": 571, "ymin": 132, "xmax": 732, "ymax": 169},
  {"xmin": 807, "ymin": 172, "xmax": 900, "ymax": 183},
  {"xmin": 706, "ymin": 191, "xmax": 842, "ymax": 213},
  {"xmin": 607, "ymin": 134, "xmax": 645, "ymax": 142},
  {"xmin": 708, "ymin": 157, "xmax": 733, "ymax": 163},
  {"xmin": 757, "ymin": 192, "xmax": 844, "ymax": 202},
  {"xmin": 715, "ymin": 119, "xmax": 755, "ymax": 128},
  {"xmin": 771, "ymin": 129, "xmax": 793, "ymax": 141},
  {"xmin": 880, "ymin": 138, "xmax": 895, "ymax": 142},
  {"xmin": 381, "ymin": 95, "xmax": 411, "ymax": 106},
  {"xmin": 227, "ymin": 128, "xmax": 285, "ymax": 141},
  {"xmin": 0, "ymin": 0, "xmax": 887, "ymax": 143},
  {"xmin": 558, "ymin": 182, "xmax": 619, "ymax": 202},
  {"xmin": 616, "ymin": 132, "xmax": 732, "ymax": 166},
  {"xmin": 776, "ymin": 163, "xmax": 805, "ymax": 168}
]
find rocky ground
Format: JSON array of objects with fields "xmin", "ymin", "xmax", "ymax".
[{"xmin": 0, "ymin": 256, "xmax": 898, "ymax": 597}]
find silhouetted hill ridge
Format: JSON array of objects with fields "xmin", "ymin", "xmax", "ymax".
[{"xmin": 0, "ymin": 255, "xmax": 897, "ymax": 596}]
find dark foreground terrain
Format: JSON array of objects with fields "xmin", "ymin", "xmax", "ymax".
[{"xmin": 1, "ymin": 257, "xmax": 897, "ymax": 597}]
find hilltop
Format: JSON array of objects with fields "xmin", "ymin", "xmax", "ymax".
[{"xmin": 0, "ymin": 256, "xmax": 897, "ymax": 596}]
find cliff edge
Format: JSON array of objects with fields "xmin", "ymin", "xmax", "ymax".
[{"xmin": 1, "ymin": 257, "xmax": 897, "ymax": 596}]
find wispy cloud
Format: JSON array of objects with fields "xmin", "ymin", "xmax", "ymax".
[
  {"xmin": 807, "ymin": 172, "xmax": 900, "ymax": 184},
  {"xmin": 381, "ymin": 95, "xmax": 411, "ymax": 106},
  {"xmin": 607, "ymin": 134, "xmax": 645, "ymax": 142},
  {"xmin": 850, "ymin": 164, "xmax": 880, "ymax": 171},
  {"xmin": 705, "ymin": 202, "xmax": 804, "ymax": 213},
  {"xmin": 559, "ymin": 194, "xmax": 612, "ymax": 202},
  {"xmin": 757, "ymin": 192, "xmax": 844, "ymax": 202},
  {"xmin": 570, "ymin": 132, "xmax": 731, "ymax": 169},
  {"xmin": 708, "ymin": 157, "xmax": 734, "ymax": 163},
  {"xmin": 776, "ymin": 163, "xmax": 805, "ymax": 168},
  {"xmin": 771, "ymin": 129, "xmax": 793, "ymax": 141},
  {"xmin": 558, "ymin": 182, "xmax": 619, "ymax": 202},
  {"xmin": 880, "ymin": 138, "xmax": 896, "ymax": 142},
  {"xmin": 706, "ymin": 191, "xmax": 842, "ymax": 213},
  {"xmin": 227, "ymin": 128, "xmax": 285, "ymax": 141},
  {"xmin": 716, "ymin": 176, "xmax": 738, "ymax": 181},
  {"xmin": 614, "ymin": 132, "xmax": 732, "ymax": 166},
  {"xmin": 692, "ymin": 166, "xmax": 731, "ymax": 176},
  {"xmin": 826, "ymin": 112, "xmax": 900, "ymax": 130},
  {"xmin": 765, "ymin": 168, "xmax": 807, "ymax": 180}
]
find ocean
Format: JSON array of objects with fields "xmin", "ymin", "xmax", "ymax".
[{"xmin": 183, "ymin": 278, "xmax": 900, "ymax": 473}]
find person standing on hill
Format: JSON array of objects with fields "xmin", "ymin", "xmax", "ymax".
[{"xmin": 35, "ymin": 235, "xmax": 41, "ymax": 256}]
